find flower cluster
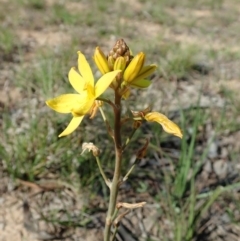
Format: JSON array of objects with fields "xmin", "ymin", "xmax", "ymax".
[
  {"xmin": 46, "ymin": 39, "xmax": 182, "ymax": 139},
  {"xmin": 93, "ymin": 39, "xmax": 157, "ymax": 98}
]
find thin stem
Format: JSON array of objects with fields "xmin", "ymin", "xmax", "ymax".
[
  {"xmin": 99, "ymin": 106, "xmax": 114, "ymax": 139},
  {"xmin": 110, "ymin": 208, "xmax": 120, "ymax": 241},
  {"xmin": 97, "ymin": 97, "xmax": 116, "ymax": 110},
  {"xmin": 111, "ymin": 226, "xmax": 118, "ymax": 241},
  {"xmin": 99, "ymin": 106, "xmax": 107, "ymax": 122},
  {"xmin": 123, "ymin": 164, "xmax": 136, "ymax": 181},
  {"xmin": 111, "ymin": 210, "xmax": 131, "ymax": 241},
  {"xmin": 95, "ymin": 156, "xmax": 110, "ymax": 188},
  {"xmin": 122, "ymin": 127, "xmax": 138, "ymax": 151},
  {"xmin": 104, "ymin": 91, "xmax": 122, "ymax": 241}
]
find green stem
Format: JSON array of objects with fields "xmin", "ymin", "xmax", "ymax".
[
  {"xmin": 122, "ymin": 127, "xmax": 138, "ymax": 151},
  {"xmin": 95, "ymin": 156, "xmax": 110, "ymax": 188},
  {"xmin": 111, "ymin": 226, "xmax": 118, "ymax": 241},
  {"xmin": 104, "ymin": 91, "xmax": 122, "ymax": 241},
  {"xmin": 123, "ymin": 164, "xmax": 136, "ymax": 181},
  {"xmin": 99, "ymin": 106, "xmax": 114, "ymax": 139}
]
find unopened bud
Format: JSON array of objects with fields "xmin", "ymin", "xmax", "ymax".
[
  {"xmin": 131, "ymin": 64, "xmax": 157, "ymax": 83},
  {"xmin": 107, "ymin": 55, "xmax": 115, "ymax": 71},
  {"xmin": 108, "ymin": 39, "xmax": 131, "ymax": 62},
  {"xmin": 114, "ymin": 56, "xmax": 126, "ymax": 71},
  {"xmin": 93, "ymin": 47, "xmax": 110, "ymax": 74},
  {"xmin": 123, "ymin": 52, "xmax": 145, "ymax": 82}
]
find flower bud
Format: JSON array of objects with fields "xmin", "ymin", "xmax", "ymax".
[
  {"xmin": 93, "ymin": 47, "xmax": 110, "ymax": 74},
  {"xmin": 123, "ymin": 52, "xmax": 145, "ymax": 82},
  {"xmin": 107, "ymin": 55, "xmax": 115, "ymax": 71},
  {"xmin": 131, "ymin": 64, "xmax": 157, "ymax": 83},
  {"xmin": 108, "ymin": 39, "xmax": 131, "ymax": 61},
  {"xmin": 113, "ymin": 56, "xmax": 126, "ymax": 71}
]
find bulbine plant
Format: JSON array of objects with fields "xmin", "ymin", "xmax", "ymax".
[{"xmin": 46, "ymin": 39, "xmax": 182, "ymax": 241}]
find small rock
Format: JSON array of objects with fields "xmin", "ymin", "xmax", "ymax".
[
  {"xmin": 213, "ymin": 160, "xmax": 228, "ymax": 178},
  {"xmin": 208, "ymin": 141, "xmax": 218, "ymax": 159},
  {"xmin": 203, "ymin": 160, "xmax": 212, "ymax": 173},
  {"xmin": 0, "ymin": 222, "xmax": 5, "ymax": 230}
]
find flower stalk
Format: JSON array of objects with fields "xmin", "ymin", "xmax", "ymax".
[
  {"xmin": 104, "ymin": 91, "xmax": 122, "ymax": 241},
  {"xmin": 46, "ymin": 39, "xmax": 183, "ymax": 241}
]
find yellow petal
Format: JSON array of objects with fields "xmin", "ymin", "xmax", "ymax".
[
  {"xmin": 123, "ymin": 52, "xmax": 145, "ymax": 82},
  {"xmin": 72, "ymin": 97, "xmax": 95, "ymax": 116},
  {"xmin": 93, "ymin": 47, "xmax": 110, "ymax": 74},
  {"xmin": 46, "ymin": 94, "xmax": 83, "ymax": 114},
  {"xmin": 145, "ymin": 112, "xmax": 183, "ymax": 138},
  {"xmin": 94, "ymin": 70, "xmax": 121, "ymax": 98},
  {"xmin": 77, "ymin": 51, "xmax": 94, "ymax": 87},
  {"xmin": 68, "ymin": 67, "xmax": 86, "ymax": 93},
  {"xmin": 133, "ymin": 64, "xmax": 157, "ymax": 83},
  {"xmin": 59, "ymin": 116, "xmax": 84, "ymax": 137},
  {"xmin": 129, "ymin": 79, "xmax": 151, "ymax": 88}
]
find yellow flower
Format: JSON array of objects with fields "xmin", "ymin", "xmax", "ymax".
[
  {"xmin": 144, "ymin": 112, "xmax": 183, "ymax": 138},
  {"xmin": 46, "ymin": 51, "xmax": 121, "ymax": 137}
]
